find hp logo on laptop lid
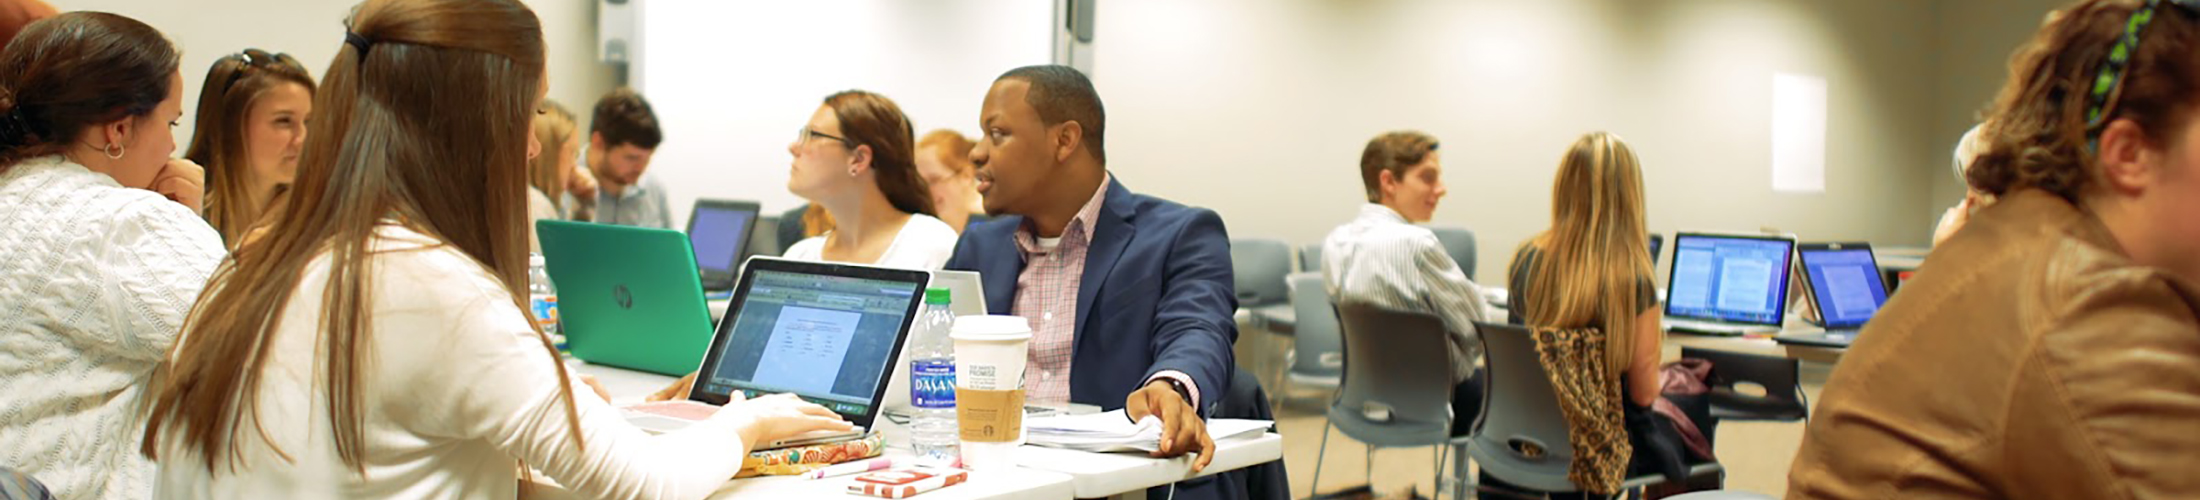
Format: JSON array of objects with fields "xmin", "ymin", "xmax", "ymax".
[{"xmin": 614, "ymin": 284, "xmax": 634, "ymax": 309}]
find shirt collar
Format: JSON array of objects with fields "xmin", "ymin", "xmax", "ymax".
[
  {"xmin": 1014, "ymin": 173, "xmax": 1112, "ymax": 256},
  {"xmin": 1357, "ymin": 203, "xmax": 1409, "ymax": 225}
]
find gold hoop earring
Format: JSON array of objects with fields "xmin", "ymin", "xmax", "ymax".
[
  {"xmin": 103, "ymin": 143, "xmax": 124, "ymax": 160},
  {"xmin": 848, "ymin": 167, "xmax": 859, "ymax": 177}
]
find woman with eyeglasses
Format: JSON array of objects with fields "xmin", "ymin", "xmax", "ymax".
[
  {"xmin": 1790, "ymin": 0, "xmax": 2200, "ymax": 497},
  {"xmin": 0, "ymin": 11, "xmax": 223, "ymax": 500},
  {"xmin": 647, "ymin": 91, "xmax": 955, "ymax": 403},
  {"xmin": 781, "ymin": 90, "xmax": 956, "ymax": 269},
  {"xmin": 184, "ymin": 49, "xmax": 313, "ymax": 245}
]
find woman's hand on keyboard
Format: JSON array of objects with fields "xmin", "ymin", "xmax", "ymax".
[{"xmin": 717, "ymin": 393, "xmax": 853, "ymax": 450}]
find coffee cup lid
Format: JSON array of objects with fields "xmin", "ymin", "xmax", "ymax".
[{"xmin": 951, "ymin": 315, "xmax": 1032, "ymax": 342}]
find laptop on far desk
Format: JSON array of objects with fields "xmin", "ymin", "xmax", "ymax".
[
  {"xmin": 685, "ymin": 199, "xmax": 761, "ymax": 292},
  {"xmin": 1777, "ymin": 242, "xmax": 1890, "ymax": 348},
  {"xmin": 1662, "ymin": 232, "xmax": 1797, "ymax": 336},
  {"xmin": 538, "ymin": 220, "xmax": 718, "ymax": 376},
  {"xmin": 624, "ymin": 257, "xmax": 931, "ymax": 450}
]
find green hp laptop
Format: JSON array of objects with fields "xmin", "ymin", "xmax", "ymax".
[{"xmin": 537, "ymin": 220, "xmax": 716, "ymax": 376}]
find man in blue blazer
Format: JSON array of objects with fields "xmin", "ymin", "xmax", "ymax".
[{"xmin": 947, "ymin": 65, "xmax": 1240, "ymax": 498}]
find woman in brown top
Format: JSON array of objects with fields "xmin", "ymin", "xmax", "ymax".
[{"xmin": 1788, "ymin": 1, "xmax": 2200, "ymax": 498}]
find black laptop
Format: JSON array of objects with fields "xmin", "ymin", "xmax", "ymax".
[{"xmin": 684, "ymin": 199, "xmax": 761, "ymax": 292}]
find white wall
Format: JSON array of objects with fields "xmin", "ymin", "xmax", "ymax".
[
  {"xmin": 1926, "ymin": 0, "xmax": 2070, "ymax": 210},
  {"xmin": 636, "ymin": 0, "xmax": 1053, "ymax": 228},
  {"xmin": 1088, "ymin": 0, "xmax": 1945, "ymax": 284},
  {"xmin": 60, "ymin": 0, "xmax": 615, "ymax": 148}
]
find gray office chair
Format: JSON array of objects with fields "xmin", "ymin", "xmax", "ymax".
[
  {"xmin": 1311, "ymin": 303, "xmax": 1464, "ymax": 498},
  {"xmin": 1277, "ymin": 273, "xmax": 1342, "ymax": 401},
  {"xmin": 1681, "ymin": 347, "xmax": 1809, "ymax": 423},
  {"xmin": 1430, "ymin": 227, "xmax": 1477, "ymax": 281},
  {"xmin": 1231, "ymin": 238, "xmax": 1296, "ymax": 335},
  {"xmin": 0, "ymin": 467, "xmax": 53, "ymax": 500},
  {"xmin": 1298, "ymin": 243, "xmax": 1324, "ymax": 272},
  {"xmin": 1466, "ymin": 322, "xmax": 1723, "ymax": 498}
]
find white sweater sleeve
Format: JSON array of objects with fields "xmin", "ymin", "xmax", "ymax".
[
  {"xmin": 86, "ymin": 196, "xmax": 225, "ymax": 362},
  {"xmin": 380, "ymin": 281, "xmax": 753, "ymax": 500}
]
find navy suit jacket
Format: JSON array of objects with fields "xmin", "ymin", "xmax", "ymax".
[{"xmin": 946, "ymin": 178, "xmax": 1238, "ymax": 417}]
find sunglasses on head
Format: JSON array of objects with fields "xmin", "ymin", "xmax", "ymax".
[
  {"xmin": 220, "ymin": 49, "xmax": 291, "ymax": 95},
  {"xmin": 2084, "ymin": 0, "xmax": 2200, "ymax": 136}
]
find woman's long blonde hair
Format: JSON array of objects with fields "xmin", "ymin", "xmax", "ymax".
[
  {"xmin": 529, "ymin": 99, "xmax": 575, "ymax": 213},
  {"xmin": 1520, "ymin": 132, "xmax": 1652, "ymax": 374},
  {"xmin": 143, "ymin": 0, "xmax": 577, "ymax": 475}
]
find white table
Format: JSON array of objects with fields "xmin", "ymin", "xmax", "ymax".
[
  {"xmin": 563, "ymin": 362, "xmax": 1282, "ymax": 500},
  {"xmin": 1017, "ymin": 432, "xmax": 1284, "ymax": 500}
]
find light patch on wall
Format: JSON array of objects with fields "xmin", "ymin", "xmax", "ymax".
[{"xmin": 1771, "ymin": 72, "xmax": 1828, "ymax": 193}]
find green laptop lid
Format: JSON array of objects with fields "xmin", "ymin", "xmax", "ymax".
[{"xmin": 537, "ymin": 219, "xmax": 715, "ymax": 376}]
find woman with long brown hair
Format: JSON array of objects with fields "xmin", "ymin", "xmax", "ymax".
[
  {"xmin": 781, "ymin": 90, "xmax": 956, "ymax": 269},
  {"xmin": 1792, "ymin": 1, "xmax": 2200, "ymax": 497},
  {"xmin": 0, "ymin": 11, "xmax": 219, "ymax": 500},
  {"xmin": 1501, "ymin": 132, "xmax": 1667, "ymax": 499},
  {"xmin": 142, "ymin": 0, "xmax": 848, "ymax": 497},
  {"xmin": 916, "ymin": 129, "xmax": 987, "ymax": 233},
  {"xmin": 185, "ymin": 48, "xmax": 314, "ymax": 245}
]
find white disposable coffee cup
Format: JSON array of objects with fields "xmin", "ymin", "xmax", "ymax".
[{"xmin": 950, "ymin": 315, "xmax": 1032, "ymax": 470}]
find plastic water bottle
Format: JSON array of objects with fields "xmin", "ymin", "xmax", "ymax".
[
  {"xmin": 909, "ymin": 288, "xmax": 960, "ymax": 463},
  {"xmin": 526, "ymin": 253, "xmax": 566, "ymax": 352}
]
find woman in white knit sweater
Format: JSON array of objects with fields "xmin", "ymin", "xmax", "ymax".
[
  {"xmin": 0, "ymin": 12, "xmax": 223, "ymax": 500},
  {"xmin": 142, "ymin": 1, "xmax": 848, "ymax": 499}
]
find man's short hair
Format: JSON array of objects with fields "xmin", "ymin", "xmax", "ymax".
[
  {"xmin": 590, "ymin": 87, "xmax": 662, "ymax": 150},
  {"xmin": 1359, "ymin": 131, "xmax": 1439, "ymax": 203},
  {"xmin": 996, "ymin": 65, "xmax": 1105, "ymax": 163}
]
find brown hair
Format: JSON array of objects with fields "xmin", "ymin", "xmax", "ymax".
[
  {"xmin": 590, "ymin": 86, "xmax": 660, "ymax": 149},
  {"xmin": 0, "ymin": 12, "xmax": 179, "ymax": 172},
  {"xmin": 825, "ymin": 90, "xmax": 934, "ymax": 218},
  {"xmin": 187, "ymin": 49, "xmax": 317, "ymax": 244},
  {"xmin": 1971, "ymin": 0, "xmax": 2200, "ymax": 202},
  {"xmin": 530, "ymin": 99, "xmax": 576, "ymax": 212},
  {"xmin": 918, "ymin": 129, "xmax": 977, "ymax": 177},
  {"xmin": 143, "ymin": 0, "xmax": 562, "ymax": 475},
  {"xmin": 1359, "ymin": 131, "xmax": 1440, "ymax": 202},
  {"xmin": 1521, "ymin": 132, "xmax": 1651, "ymax": 374}
]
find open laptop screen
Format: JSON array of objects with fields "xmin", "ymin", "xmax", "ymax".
[
  {"xmin": 1664, "ymin": 233, "xmax": 1795, "ymax": 325},
  {"xmin": 696, "ymin": 264, "xmax": 923, "ymax": 419},
  {"xmin": 1799, "ymin": 244, "xmax": 1888, "ymax": 329},
  {"xmin": 687, "ymin": 202, "xmax": 758, "ymax": 276}
]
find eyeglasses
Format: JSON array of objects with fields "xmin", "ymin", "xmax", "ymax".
[
  {"xmin": 795, "ymin": 127, "xmax": 857, "ymax": 148},
  {"xmin": 2084, "ymin": 0, "xmax": 2200, "ymax": 135},
  {"xmin": 221, "ymin": 48, "xmax": 291, "ymax": 95}
]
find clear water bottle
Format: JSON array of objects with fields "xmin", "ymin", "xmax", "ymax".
[
  {"xmin": 909, "ymin": 288, "xmax": 960, "ymax": 464},
  {"xmin": 526, "ymin": 253, "xmax": 566, "ymax": 352}
]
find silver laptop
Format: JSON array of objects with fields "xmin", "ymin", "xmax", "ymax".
[
  {"xmin": 624, "ymin": 257, "xmax": 930, "ymax": 449},
  {"xmin": 1662, "ymin": 232, "xmax": 1797, "ymax": 335},
  {"xmin": 1777, "ymin": 242, "xmax": 1889, "ymax": 348},
  {"xmin": 880, "ymin": 270, "xmax": 989, "ymax": 422}
]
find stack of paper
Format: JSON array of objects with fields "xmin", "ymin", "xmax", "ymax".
[{"xmin": 1025, "ymin": 409, "xmax": 1272, "ymax": 453}]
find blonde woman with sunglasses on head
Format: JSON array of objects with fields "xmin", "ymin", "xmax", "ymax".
[{"xmin": 185, "ymin": 48, "xmax": 314, "ymax": 246}]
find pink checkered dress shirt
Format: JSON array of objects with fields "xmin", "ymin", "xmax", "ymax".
[{"xmin": 1010, "ymin": 175, "xmax": 1198, "ymax": 407}]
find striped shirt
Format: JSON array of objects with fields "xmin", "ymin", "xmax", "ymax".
[
  {"xmin": 1011, "ymin": 175, "xmax": 1199, "ymax": 407},
  {"xmin": 1321, "ymin": 204, "xmax": 1487, "ymax": 382}
]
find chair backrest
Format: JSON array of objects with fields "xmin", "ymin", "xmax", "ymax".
[
  {"xmin": 1430, "ymin": 227, "xmax": 1477, "ymax": 280},
  {"xmin": 1287, "ymin": 273, "xmax": 1343, "ymax": 378},
  {"xmin": 1329, "ymin": 302, "xmax": 1456, "ymax": 448},
  {"xmin": 1468, "ymin": 321, "xmax": 1583, "ymax": 492},
  {"xmin": 1298, "ymin": 243, "xmax": 1324, "ymax": 272},
  {"xmin": 1231, "ymin": 238, "xmax": 1294, "ymax": 306},
  {"xmin": 1680, "ymin": 346, "xmax": 1806, "ymax": 419}
]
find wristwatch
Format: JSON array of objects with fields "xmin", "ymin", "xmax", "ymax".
[{"xmin": 1153, "ymin": 377, "xmax": 1193, "ymax": 405}]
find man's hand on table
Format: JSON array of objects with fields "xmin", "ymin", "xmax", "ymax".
[{"xmin": 1124, "ymin": 379, "xmax": 1215, "ymax": 473}]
